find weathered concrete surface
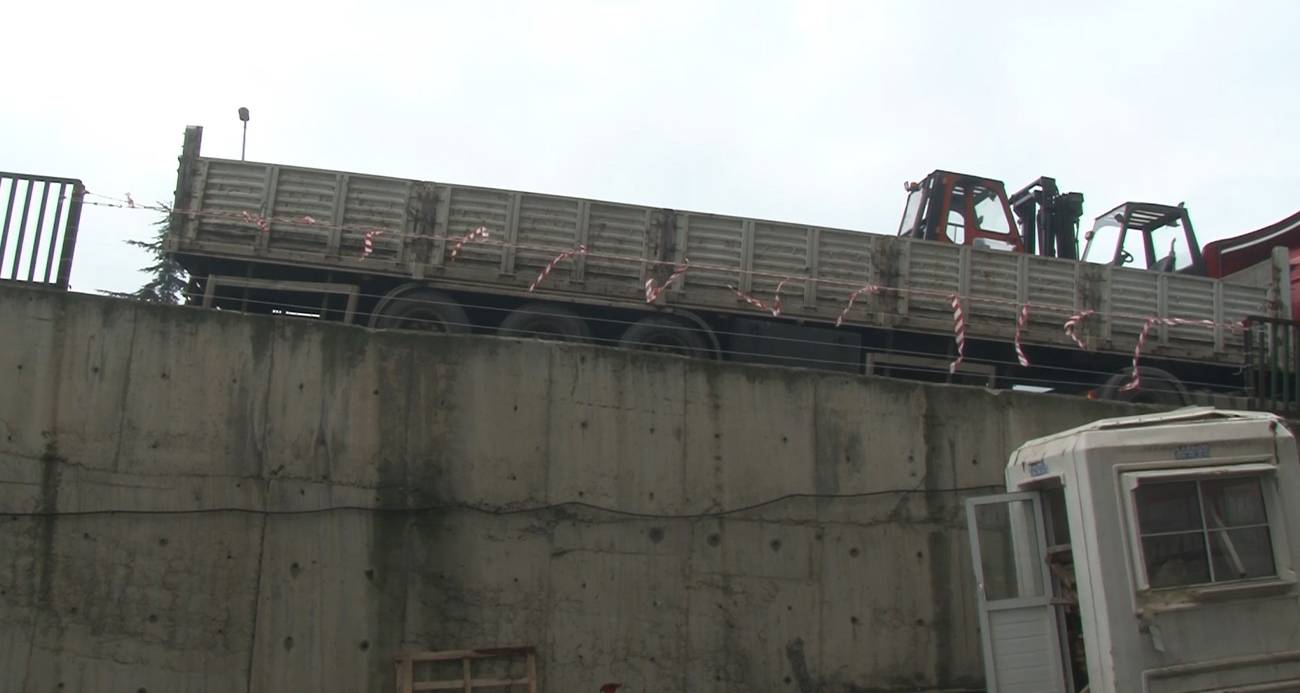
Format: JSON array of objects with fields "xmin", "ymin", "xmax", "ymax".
[{"xmin": 0, "ymin": 283, "xmax": 1152, "ymax": 692}]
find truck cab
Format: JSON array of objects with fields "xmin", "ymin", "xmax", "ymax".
[
  {"xmin": 967, "ymin": 408, "xmax": 1300, "ymax": 693},
  {"xmin": 1080, "ymin": 202, "xmax": 1207, "ymax": 275}
]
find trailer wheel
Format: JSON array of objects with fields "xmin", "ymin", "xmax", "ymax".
[
  {"xmin": 497, "ymin": 302, "xmax": 592, "ymax": 342},
  {"xmin": 369, "ymin": 288, "xmax": 471, "ymax": 333},
  {"xmin": 619, "ymin": 316, "xmax": 713, "ymax": 360},
  {"xmin": 1098, "ymin": 366, "xmax": 1190, "ymax": 406}
]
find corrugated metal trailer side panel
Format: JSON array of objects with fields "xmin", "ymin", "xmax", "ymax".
[{"xmin": 173, "ymin": 156, "xmax": 1280, "ymax": 362}]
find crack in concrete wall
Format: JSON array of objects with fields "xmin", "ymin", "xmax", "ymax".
[{"xmin": 0, "ymin": 284, "xmax": 1154, "ymax": 693}]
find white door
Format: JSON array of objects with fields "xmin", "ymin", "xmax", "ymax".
[{"xmin": 966, "ymin": 492, "xmax": 1066, "ymax": 693}]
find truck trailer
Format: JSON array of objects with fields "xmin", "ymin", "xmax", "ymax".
[{"xmin": 163, "ymin": 126, "xmax": 1291, "ymax": 406}]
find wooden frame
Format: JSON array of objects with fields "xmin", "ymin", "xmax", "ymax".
[{"xmin": 395, "ymin": 647, "xmax": 538, "ymax": 693}]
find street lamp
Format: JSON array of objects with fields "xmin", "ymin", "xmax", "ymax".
[{"xmin": 238, "ymin": 107, "xmax": 250, "ymax": 161}]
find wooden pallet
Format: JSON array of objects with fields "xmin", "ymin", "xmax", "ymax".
[{"xmin": 395, "ymin": 646, "xmax": 538, "ymax": 693}]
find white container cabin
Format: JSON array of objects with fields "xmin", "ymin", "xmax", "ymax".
[{"xmin": 967, "ymin": 408, "xmax": 1300, "ymax": 692}]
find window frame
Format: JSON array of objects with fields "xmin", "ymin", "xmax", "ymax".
[{"xmin": 1122, "ymin": 463, "xmax": 1291, "ymax": 593}]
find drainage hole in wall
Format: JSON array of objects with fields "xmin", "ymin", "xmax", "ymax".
[
  {"xmin": 359, "ymin": 640, "xmax": 371, "ymax": 652},
  {"xmin": 849, "ymin": 548, "xmax": 860, "ymax": 557}
]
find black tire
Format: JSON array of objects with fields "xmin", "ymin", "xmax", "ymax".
[
  {"xmin": 619, "ymin": 316, "xmax": 713, "ymax": 360},
  {"xmin": 369, "ymin": 288, "xmax": 471, "ymax": 334},
  {"xmin": 497, "ymin": 302, "xmax": 591, "ymax": 342},
  {"xmin": 1098, "ymin": 366, "xmax": 1189, "ymax": 406}
]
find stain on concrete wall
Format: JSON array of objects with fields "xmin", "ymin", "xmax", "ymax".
[{"xmin": 0, "ymin": 284, "xmax": 1151, "ymax": 692}]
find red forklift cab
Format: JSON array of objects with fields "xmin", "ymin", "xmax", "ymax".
[{"xmin": 897, "ymin": 171, "xmax": 1026, "ymax": 252}]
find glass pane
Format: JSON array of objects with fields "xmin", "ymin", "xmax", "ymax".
[
  {"xmin": 1120, "ymin": 228, "xmax": 1147, "ymax": 268},
  {"xmin": 1142, "ymin": 532, "xmax": 1211, "ymax": 588},
  {"xmin": 1082, "ymin": 221, "xmax": 1120, "ymax": 264},
  {"xmin": 947, "ymin": 183, "xmax": 967, "ymax": 245},
  {"xmin": 974, "ymin": 499, "xmax": 1044, "ymax": 600},
  {"xmin": 1150, "ymin": 224, "xmax": 1193, "ymax": 271},
  {"xmin": 972, "ymin": 185, "xmax": 1010, "ymax": 235},
  {"xmin": 1202, "ymin": 477, "xmax": 1268, "ymax": 528},
  {"xmin": 1209, "ymin": 527, "xmax": 1276, "ymax": 581},
  {"xmin": 899, "ymin": 189, "xmax": 924, "ymax": 236},
  {"xmin": 1136, "ymin": 481, "xmax": 1202, "ymax": 534}
]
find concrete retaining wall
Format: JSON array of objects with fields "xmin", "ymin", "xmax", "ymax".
[{"xmin": 0, "ymin": 284, "xmax": 1148, "ymax": 692}]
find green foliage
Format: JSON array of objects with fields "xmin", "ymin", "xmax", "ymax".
[{"xmin": 104, "ymin": 206, "xmax": 188, "ymax": 304}]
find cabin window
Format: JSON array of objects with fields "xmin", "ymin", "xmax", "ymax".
[
  {"xmin": 1133, "ymin": 475, "xmax": 1276, "ymax": 588},
  {"xmin": 972, "ymin": 185, "xmax": 1011, "ymax": 236}
]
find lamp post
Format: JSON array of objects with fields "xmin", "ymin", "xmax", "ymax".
[{"xmin": 238, "ymin": 107, "xmax": 250, "ymax": 161}]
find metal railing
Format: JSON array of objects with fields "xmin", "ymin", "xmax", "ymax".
[
  {"xmin": 1244, "ymin": 315, "xmax": 1300, "ymax": 413},
  {"xmin": 0, "ymin": 172, "xmax": 84, "ymax": 290}
]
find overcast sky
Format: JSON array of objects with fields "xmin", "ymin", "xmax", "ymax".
[{"xmin": 3, "ymin": 0, "xmax": 1298, "ymax": 295}]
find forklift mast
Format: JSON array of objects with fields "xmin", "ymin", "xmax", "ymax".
[
  {"xmin": 1010, "ymin": 177, "xmax": 1084, "ymax": 260},
  {"xmin": 897, "ymin": 170, "xmax": 1080, "ymax": 259}
]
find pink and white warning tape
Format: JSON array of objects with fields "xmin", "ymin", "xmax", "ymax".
[
  {"xmin": 1015, "ymin": 303, "xmax": 1031, "ymax": 367},
  {"xmin": 450, "ymin": 226, "xmax": 491, "ymax": 260},
  {"xmin": 729, "ymin": 278, "xmax": 791, "ymax": 317},
  {"xmin": 1063, "ymin": 310, "xmax": 1095, "ymax": 350},
  {"xmin": 836, "ymin": 284, "xmax": 880, "ymax": 327},
  {"xmin": 242, "ymin": 211, "xmax": 271, "ymax": 234},
  {"xmin": 1120, "ymin": 317, "xmax": 1222, "ymax": 392},
  {"xmin": 528, "ymin": 245, "xmax": 588, "ymax": 292},
  {"xmin": 362, "ymin": 229, "xmax": 384, "ymax": 258},
  {"xmin": 949, "ymin": 294, "xmax": 966, "ymax": 374},
  {"xmin": 645, "ymin": 258, "xmax": 691, "ymax": 304}
]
